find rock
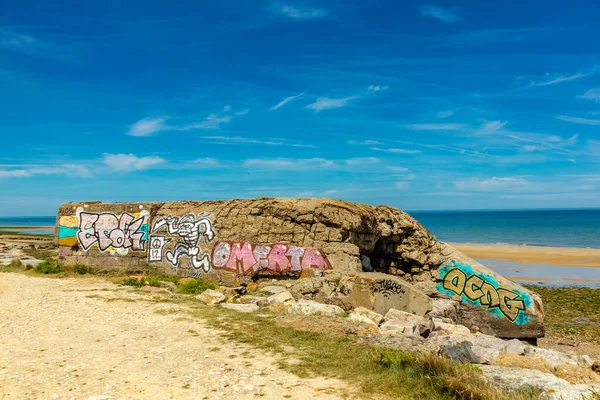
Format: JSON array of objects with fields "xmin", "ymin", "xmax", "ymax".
[
  {"xmin": 592, "ymin": 361, "xmax": 600, "ymax": 374},
  {"xmin": 501, "ymin": 339, "xmax": 528, "ymax": 356},
  {"xmin": 177, "ymin": 277, "xmax": 195, "ymax": 285},
  {"xmin": 288, "ymin": 299, "xmax": 345, "ymax": 317},
  {"xmin": 416, "ymin": 317, "xmax": 435, "ymax": 338},
  {"xmin": 429, "ymin": 318, "xmax": 471, "ymax": 337},
  {"xmin": 221, "ymin": 303, "xmax": 259, "ymax": 313},
  {"xmin": 380, "ymin": 309, "xmax": 424, "ymax": 336},
  {"xmin": 238, "ymin": 295, "xmax": 269, "ymax": 307},
  {"xmin": 246, "ymin": 282, "xmax": 258, "ymax": 293},
  {"xmin": 427, "ymin": 299, "xmax": 458, "ymax": 322},
  {"xmin": 196, "ymin": 289, "xmax": 226, "ymax": 305},
  {"xmin": 439, "ymin": 342, "xmax": 479, "ymax": 364},
  {"xmin": 260, "ymin": 285, "xmax": 287, "ymax": 295},
  {"xmin": 481, "ymin": 365, "xmax": 600, "ymax": 400},
  {"xmin": 157, "ymin": 281, "xmax": 177, "ymax": 291},
  {"xmin": 351, "ymin": 273, "xmax": 432, "ymax": 317},
  {"xmin": 348, "ymin": 312, "xmax": 381, "ymax": 331},
  {"xmin": 267, "ymin": 291, "xmax": 294, "ymax": 304},
  {"xmin": 380, "ymin": 320, "xmax": 417, "ymax": 336},
  {"xmin": 299, "ymin": 268, "xmax": 324, "ymax": 279},
  {"xmin": 351, "ymin": 306, "xmax": 384, "ymax": 325}
]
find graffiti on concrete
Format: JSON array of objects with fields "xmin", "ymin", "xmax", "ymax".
[
  {"xmin": 211, "ymin": 241, "xmax": 331, "ymax": 274},
  {"xmin": 439, "ymin": 261, "xmax": 529, "ymax": 324},
  {"xmin": 76, "ymin": 212, "xmax": 148, "ymax": 253},
  {"xmin": 150, "ymin": 213, "xmax": 215, "ymax": 272},
  {"xmin": 372, "ymin": 279, "xmax": 406, "ymax": 298}
]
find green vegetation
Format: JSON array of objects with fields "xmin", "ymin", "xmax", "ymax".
[
  {"xmin": 526, "ymin": 285, "xmax": 600, "ymax": 343},
  {"xmin": 0, "ymin": 258, "xmax": 26, "ymax": 272},
  {"xmin": 175, "ymin": 278, "xmax": 217, "ymax": 294},
  {"xmin": 34, "ymin": 258, "xmax": 64, "ymax": 274},
  {"xmin": 121, "ymin": 275, "xmax": 181, "ymax": 289},
  {"xmin": 73, "ymin": 264, "xmax": 96, "ymax": 275},
  {"xmin": 22, "ymin": 247, "xmax": 56, "ymax": 260},
  {"xmin": 187, "ymin": 303, "xmax": 542, "ymax": 400}
]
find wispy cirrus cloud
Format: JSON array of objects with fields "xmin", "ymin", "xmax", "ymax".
[
  {"xmin": 271, "ymin": 3, "xmax": 328, "ymax": 20},
  {"xmin": 0, "ymin": 164, "xmax": 91, "ymax": 179},
  {"xmin": 0, "ymin": 27, "xmax": 75, "ymax": 61},
  {"xmin": 127, "ymin": 106, "xmax": 249, "ymax": 136},
  {"xmin": 306, "ymin": 96, "xmax": 360, "ymax": 112},
  {"xmin": 476, "ymin": 120, "xmax": 508, "ymax": 135},
  {"xmin": 244, "ymin": 158, "xmax": 333, "ymax": 170},
  {"xmin": 127, "ymin": 117, "xmax": 168, "ymax": 137},
  {"xmin": 419, "ymin": 4, "xmax": 459, "ymax": 23},
  {"xmin": 530, "ymin": 71, "xmax": 590, "ymax": 87},
  {"xmin": 370, "ymin": 147, "xmax": 421, "ymax": 154},
  {"xmin": 579, "ymin": 88, "xmax": 600, "ymax": 102},
  {"xmin": 202, "ymin": 136, "xmax": 316, "ymax": 148},
  {"xmin": 405, "ymin": 123, "xmax": 466, "ymax": 131},
  {"xmin": 555, "ymin": 115, "xmax": 600, "ymax": 126},
  {"xmin": 270, "ymin": 92, "xmax": 304, "ymax": 110},
  {"xmin": 102, "ymin": 154, "xmax": 165, "ymax": 172}
]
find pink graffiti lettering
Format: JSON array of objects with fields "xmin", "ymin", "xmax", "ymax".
[
  {"xmin": 77, "ymin": 212, "xmax": 146, "ymax": 252},
  {"xmin": 211, "ymin": 241, "xmax": 331, "ymax": 275}
]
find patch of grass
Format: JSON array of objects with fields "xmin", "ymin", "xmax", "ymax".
[
  {"xmin": 175, "ymin": 278, "xmax": 217, "ymax": 295},
  {"xmin": 121, "ymin": 275, "xmax": 180, "ymax": 288},
  {"xmin": 34, "ymin": 258, "xmax": 64, "ymax": 274},
  {"xmin": 0, "ymin": 258, "xmax": 26, "ymax": 272},
  {"xmin": 22, "ymin": 247, "xmax": 56, "ymax": 260},
  {"xmin": 73, "ymin": 264, "xmax": 96, "ymax": 275},
  {"xmin": 525, "ymin": 285, "xmax": 600, "ymax": 343},
  {"xmin": 189, "ymin": 305, "xmax": 542, "ymax": 400}
]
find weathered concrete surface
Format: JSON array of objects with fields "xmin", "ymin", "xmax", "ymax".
[{"xmin": 55, "ymin": 198, "xmax": 544, "ymax": 339}]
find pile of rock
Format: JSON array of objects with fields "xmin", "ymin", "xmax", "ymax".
[{"xmin": 191, "ymin": 280, "xmax": 599, "ymax": 400}]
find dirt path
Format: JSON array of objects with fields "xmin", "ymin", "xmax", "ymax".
[{"xmin": 0, "ymin": 273, "xmax": 348, "ymax": 400}]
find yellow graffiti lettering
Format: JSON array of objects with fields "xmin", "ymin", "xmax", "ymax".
[
  {"xmin": 497, "ymin": 288, "xmax": 526, "ymax": 322},
  {"xmin": 463, "ymin": 275, "xmax": 484, "ymax": 301},
  {"xmin": 442, "ymin": 268, "xmax": 466, "ymax": 295}
]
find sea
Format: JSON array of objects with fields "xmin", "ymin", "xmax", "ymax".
[
  {"xmin": 1, "ymin": 210, "xmax": 600, "ymax": 286},
  {"xmin": 411, "ymin": 209, "xmax": 600, "ymax": 249},
  {"xmin": 1, "ymin": 209, "xmax": 600, "ymax": 247}
]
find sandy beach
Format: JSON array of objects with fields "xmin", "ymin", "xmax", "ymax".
[{"xmin": 451, "ymin": 243, "xmax": 600, "ymax": 268}]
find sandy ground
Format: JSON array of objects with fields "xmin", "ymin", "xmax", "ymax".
[
  {"xmin": 451, "ymin": 243, "xmax": 600, "ymax": 268},
  {"xmin": 0, "ymin": 273, "xmax": 348, "ymax": 400}
]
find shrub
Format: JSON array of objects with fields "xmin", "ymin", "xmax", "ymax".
[
  {"xmin": 34, "ymin": 259, "xmax": 64, "ymax": 274},
  {"xmin": 73, "ymin": 264, "xmax": 96, "ymax": 275},
  {"xmin": 175, "ymin": 278, "xmax": 217, "ymax": 295}
]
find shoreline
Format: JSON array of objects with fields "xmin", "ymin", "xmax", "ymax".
[{"xmin": 450, "ymin": 242, "xmax": 600, "ymax": 268}]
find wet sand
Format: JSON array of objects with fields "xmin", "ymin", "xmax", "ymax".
[{"xmin": 451, "ymin": 243, "xmax": 600, "ymax": 268}]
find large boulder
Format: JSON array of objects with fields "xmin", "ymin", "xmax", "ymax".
[{"xmin": 55, "ymin": 197, "xmax": 544, "ymax": 339}]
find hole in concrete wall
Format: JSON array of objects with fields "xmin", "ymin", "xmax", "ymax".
[{"xmin": 361, "ymin": 236, "xmax": 409, "ymax": 274}]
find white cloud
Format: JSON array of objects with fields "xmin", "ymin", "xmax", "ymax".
[
  {"xmin": 453, "ymin": 177, "xmax": 528, "ymax": 192},
  {"xmin": 179, "ymin": 114, "xmax": 232, "ymax": 130},
  {"xmin": 579, "ymin": 88, "xmax": 600, "ymax": 102},
  {"xmin": 437, "ymin": 110, "xmax": 454, "ymax": 119},
  {"xmin": 387, "ymin": 166, "xmax": 409, "ymax": 172},
  {"xmin": 555, "ymin": 115, "xmax": 600, "ymax": 126},
  {"xmin": 192, "ymin": 157, "xmax": 222, "ymax": 167},
  {"xmin": 244, "ymin": 158, "xmax": 333, "ymax": 170},
  {"xmin": 370, "ymin": 147, "xmax": 421, "ymax": 154},
  {"xmin": 344, "ymin": 157, "xmax": 380, "ymax": 166},
  {"xmin": 102, "ymin": 154, "xmax": 165, "ymax": 172},
  {"xmin": 476, "ymin": 120, "xmax": 508, "ymax": 134},
  {"xmin": 348, "ymin": 140, "xmax": 382, "ymax": 145},
  {"xmin": 306, "ymin": 96, "xmax": 359, "ymax": 112},
  {"xmin": 270, "ymin": 92, "xmax": 304, "ymax": 110},
  {"xmin": 405, "ymin": 123, "xmax": 466, "ymax": 131},
  {"xmin": 321, "ymin": 190, "xmax": 338, "ymax": 196},
  {"xmin": 0, "ymin": 164, "xmax": 91, "ymax": 179},
  {"xmin": 127, "ymin": 117, "xmax": 168, "ymax": 137},
  {"xmin": 367, "ymin": 85, "xmax": 389, "ymax": 93},
  {"xmin": 235, "ymin": 109, "xmax": 250, "ymax": 116},
  {"xmin": 419, "ymin": 4, "xmax": 459, "ymax": 23},
  {"xmin": 531, "ymin": 72, "xmax": 589, "ymax": 87},
  {"xmin": 272, "ymin": 3, "xmax": 328, "ymax": 20},
  {"xmin": 395, "ymin": 181, "xmax": 410, "ymax": 189}
]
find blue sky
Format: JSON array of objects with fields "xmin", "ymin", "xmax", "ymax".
[{"xmin": 2, "ymin": 0, "xmax": 600, "ymax": 216}]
